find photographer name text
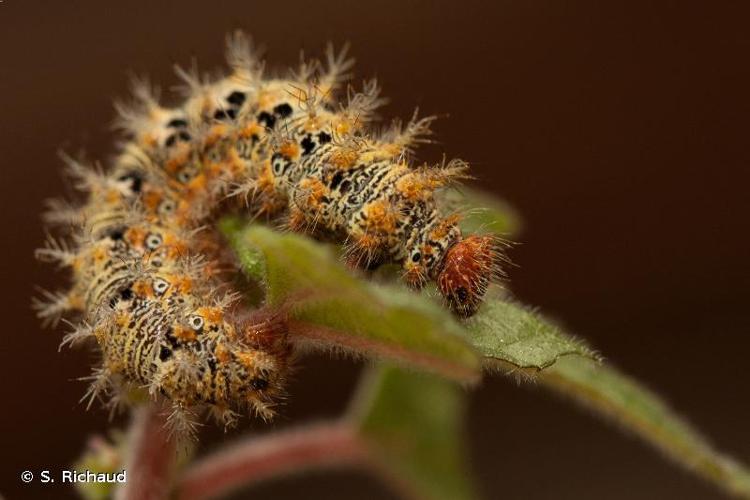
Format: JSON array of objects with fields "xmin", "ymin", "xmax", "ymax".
[{"xmin": 21, "ymin": 469, "xmax": 127, "ymax": 484}]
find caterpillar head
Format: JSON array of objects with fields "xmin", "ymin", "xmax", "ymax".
[{"xmin": 437, "ymin": 235, "xmax": 505, "ymax": 317}]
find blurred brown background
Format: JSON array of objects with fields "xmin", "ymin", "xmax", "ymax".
[{"xmin": 1, "ymin": 1, "xmax": 748, "ymax": 499}]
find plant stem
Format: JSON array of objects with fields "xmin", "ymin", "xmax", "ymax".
[
  {"xmin": 114, "ymin": 405, "xmax": 178, "ymax": 500},
  {"xmin": 176, "ymin": 421, "xmax": 369, "ymax": 500},
  {"xmin": 288, "ymin": 320, "xmax": 480, "ymax": 384}
]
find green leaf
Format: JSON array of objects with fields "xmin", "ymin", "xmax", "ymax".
[
  {"xmin": 73, "ymin": 432, "xmax": 124, "ymax": 500},
  {"xmin": 437, "ymin": 187, "xmax": 521, "ymax": 237},
  {"xmin": 468, "ymin": 298, "xmax": 750, "ymax": 496},
  {"xmin": 221, "ymin": 218, "xmax": 481, "ymax": 383},
  {"xmin": 541, "ymin": 356, "xmax": 750, "ymax": 498},
  {"xmin": 467, "ymin": 299, "xmax": 601, "ymax": 370},
  {"xmin": 351, "ymin": 364, "xmax": 478, "ymax": 500}
]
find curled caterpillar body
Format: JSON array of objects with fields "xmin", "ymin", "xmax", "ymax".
[
  {"xmin": 177, "ymin": 71, "xmax": 505, "ymax": 311},
  {"xmin": 39, "ymin": 201, "xmax": 288, "ymax": 429},
  {"xmin": 35, "ymin": 32, "xmax": 507, "ymax": 432}
]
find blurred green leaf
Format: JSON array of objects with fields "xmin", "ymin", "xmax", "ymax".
[
  {"xmin": 73, "ymin": 433, "xmax": 124, "ymax": 500},
  {"xmin": 469, "ymin": 299, "xmax": 750, "ymax": 496},
  {"xmin": 437, "ymin": 187, "xmax": 521, "ymax": 237},
  {"xmin": 467, "ymin": 299, "xmax": 601, "ymax": 370},
  {"xmin": 351, "ymin": 364, "xmax": 478, "ymax": 500},
  {"xmin": 541, "ymin": 356, "xmax": 750, "ymax": 498},
  {"xmin": 222, "ymin": 218, "xmax": 481, "ymax": 383}
]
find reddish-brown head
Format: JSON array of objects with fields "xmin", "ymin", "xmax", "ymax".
[{"xmin": 437, "ymin": 235, "xmax": 504, "ymax": 317}]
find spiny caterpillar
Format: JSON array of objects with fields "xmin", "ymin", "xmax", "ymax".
[{"xmin": 34, "ymin": 32, "xmax": 506, "ymax": 433}]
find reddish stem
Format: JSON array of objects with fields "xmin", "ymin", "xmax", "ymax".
[
  {"xmin": 115, "ymin": 405, "xmax": 178, "ymax": 500},
  {"xmin": 288, "ymin": 319, "xmax": 480, "ymax": 384},
  {"xmin": 176, "ymin": 421, "xmax": 369, "ymax": 500}
]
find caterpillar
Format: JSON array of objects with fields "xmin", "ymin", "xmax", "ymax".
[{"xmin": 34, "ymin": 32, "xmax": 506, "ymax": 433}]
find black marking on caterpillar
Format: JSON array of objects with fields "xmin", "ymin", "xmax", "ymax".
[{"xmin": 34, "ymin": 31, "xmax": 507, "ymax": 436}]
